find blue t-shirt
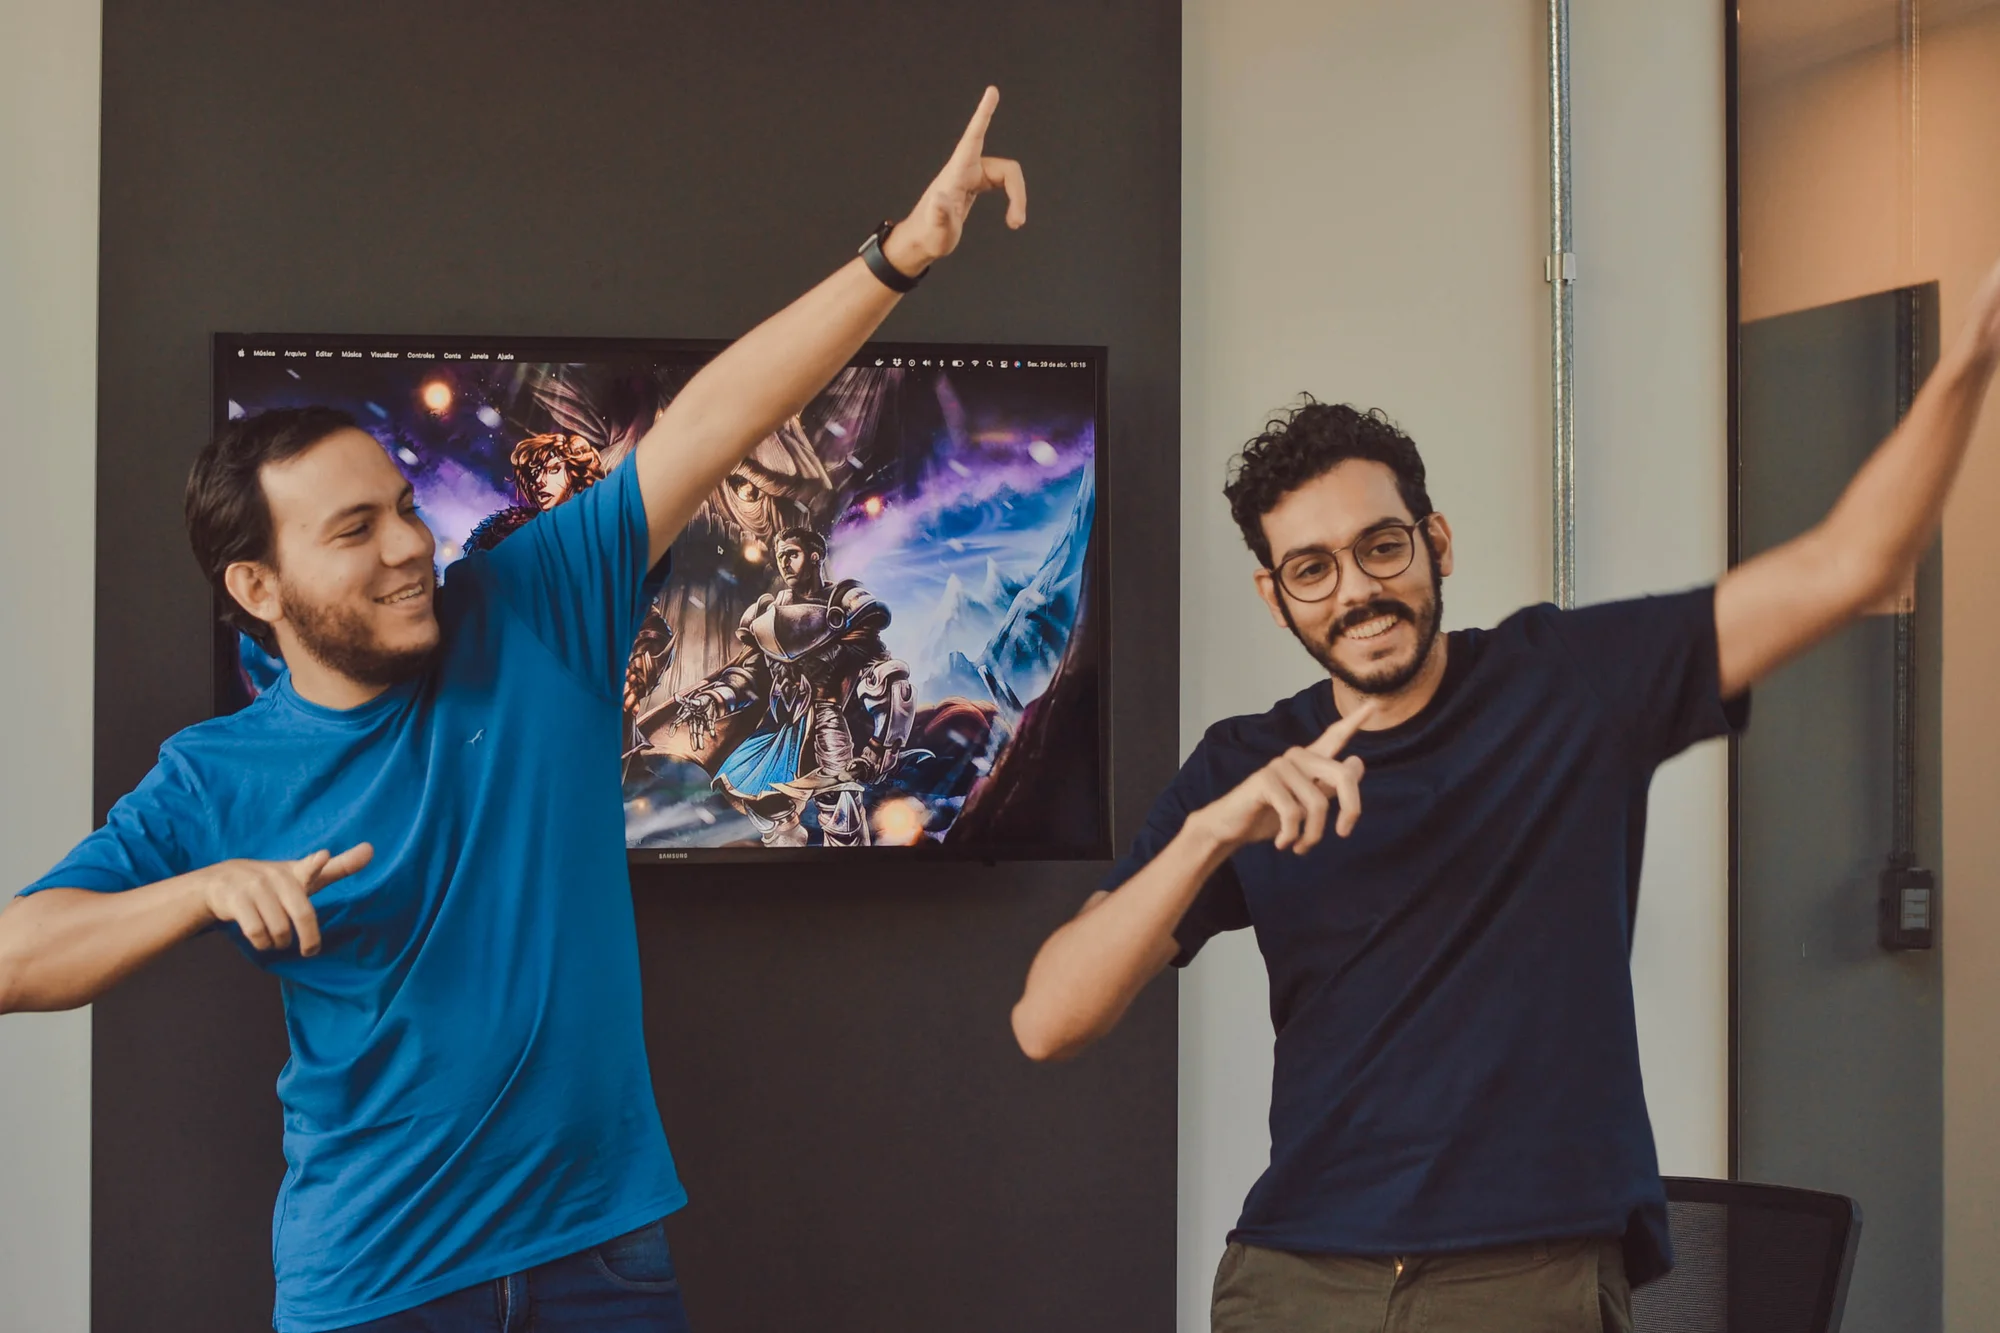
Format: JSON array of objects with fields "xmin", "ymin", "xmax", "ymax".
[
  {"xmin": 22, "ymin": 456, "xmax": 684, "ymax": 1331},
  {"xmin": 1110, "ymin": 588, "xmax": 1745, "ymax": 1286}
]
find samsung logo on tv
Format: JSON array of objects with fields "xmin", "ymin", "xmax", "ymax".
[{"xmin": 652, "ymin": 852, "xmax": 689, "ymax": 861}]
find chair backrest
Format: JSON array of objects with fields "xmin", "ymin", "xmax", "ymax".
[{"xmin": 1631, "ymin": 1177, "xmax": 1862, "ymax": 1333}]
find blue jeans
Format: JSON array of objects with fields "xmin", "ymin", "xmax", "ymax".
[{"xmin": 337, "ymin": 1220, "xmax": 692, "ymax": 1332}]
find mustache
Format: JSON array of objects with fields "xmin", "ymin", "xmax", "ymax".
[{"xmin": 1332, "ymin": 598, "xmax": 1417, "ymax": 636}]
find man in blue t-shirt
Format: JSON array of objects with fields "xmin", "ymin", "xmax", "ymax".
[
  {"xmin": 1013, "ymin": 262, "xmax": 2000, "ymax": 1331},
  {"xmin": 0, "ymin": 88, "xmax": 1026, "ymax": 1333}
]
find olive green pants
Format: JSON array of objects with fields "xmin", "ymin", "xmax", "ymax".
[{"xmin": 1211, "ymin": 1236, "xmax": 1632, "ymax": 1333}]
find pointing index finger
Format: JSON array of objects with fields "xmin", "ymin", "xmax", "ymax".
[
  {"xmin": 954, "ymin": 86, "xmax": 1000, "ymax": 162},
  {"xmin": 307, "ymin": 842, "xmax": 375, "ymax": 894},
  {"xmin": 1308, "ymin": 701, "xmax": 1377, "ymax": 758}
]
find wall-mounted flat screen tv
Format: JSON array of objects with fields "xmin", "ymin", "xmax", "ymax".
[{"xmin": 213, "ymin": 334, "xmax": 1108, "ymax": 863}]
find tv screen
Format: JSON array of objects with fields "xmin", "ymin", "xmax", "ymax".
[{"xmin": 213, "ymin": 334, "xmax": 1108, "ymax": 863}]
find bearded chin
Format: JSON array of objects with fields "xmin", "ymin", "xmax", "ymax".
[
  {"xmin": 279, "ymin": 586, "xmax": 435, "ymax": 688},
  {"xmin": 1281, "ymin": 566, "xmax": 1445, "ymax": 697}
]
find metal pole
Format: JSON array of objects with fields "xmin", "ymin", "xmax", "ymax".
[
  {"xmin": 1890, "ymin": 286, "xmax": 1923, "ymax": 868},
  {"xmin": 1547, "ymin": 0, "xmax": 1577, "ymax": 608}
]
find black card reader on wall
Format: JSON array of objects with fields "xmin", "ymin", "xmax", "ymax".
[{"xmin": 1879, "ymin": 863, "xmax": 1935, "ymax": 951}]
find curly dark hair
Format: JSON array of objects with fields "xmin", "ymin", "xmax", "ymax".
[{"xmin": 1223, "ymin": 397, "xmax": 1433, "ymax": 568}]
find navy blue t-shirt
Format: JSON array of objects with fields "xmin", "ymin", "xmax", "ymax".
[
  {"xmin": 20, "ymin": 456, "xmax": 683, "ymax": 1331},
  {"xmin": 1108, "ymin": 587, "xmax": 1745, "ymax": 1286}
]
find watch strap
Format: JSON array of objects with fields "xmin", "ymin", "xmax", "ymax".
[{"xmin": 858, "ymin": 220, "xmax": 925, "ymax": 293}]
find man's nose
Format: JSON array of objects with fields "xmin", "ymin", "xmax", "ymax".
[
  {"xmin": 386, "ymin": 515, "xmax": 433, "ymax": 566},
  {"xmin": 1334, "ymin": 554, "xmax": 1385, "ymax": 606}
]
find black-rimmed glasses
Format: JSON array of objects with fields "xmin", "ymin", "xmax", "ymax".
[{"xmin": 1274, "ymin": 519, "xmax": 1429, "ymax": 603}]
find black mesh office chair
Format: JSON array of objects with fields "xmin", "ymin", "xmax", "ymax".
[{"xmin": 1632, "ymin": 1178, "xmax": 1862, "ymax": 1333}]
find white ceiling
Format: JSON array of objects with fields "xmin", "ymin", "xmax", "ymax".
[{"xmin": 1740, "ymin": 0, "xmax": 2000, "ymax": 86}]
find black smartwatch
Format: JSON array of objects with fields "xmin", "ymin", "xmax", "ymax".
[{"xmin": 858, "ymin": 220, "xmax": 926, "ymax": 293}]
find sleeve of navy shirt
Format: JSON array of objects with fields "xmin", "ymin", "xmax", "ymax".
[
  {"xmin": 477, "ymin": 451, "xmax": 663, "ymax": 701},
  {"xmin": 1544, "ymin": 585, "xmax": 1750, "ymax": 765},
  {"xmin": 1102, "ymin": 729, "xmax": 1254, "ymax": 968},
  {"xmin": 15, "ymin": 747, "xmax": 208, "ymax": 898}
]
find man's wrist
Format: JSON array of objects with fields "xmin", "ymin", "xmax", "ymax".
[
  {"xmin": 1937, "ymin": 337, "xmax": 1998, "ymax": 393},
  {"xmin": 1177, "ymin": 808, "xmax": 1239, "ymax": 864},
  {"xmin": 177, "ymin": 863, "xmax": 222, "ymax": 927},
  {"xmin": 880, "ymin": 222, "xmax": 934, "ymax": 280}
]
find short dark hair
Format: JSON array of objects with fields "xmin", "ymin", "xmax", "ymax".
[
  {"xmin": 1223, "ymin": 397, "xmax": 1433, "ymax": 568},
  {"xmin": 774, "ymin": 526, "xmax": 827, "ymax": 558},
  {"xmin": 185, "ymin": 406, "xmax": 362, "ymax": 653}
]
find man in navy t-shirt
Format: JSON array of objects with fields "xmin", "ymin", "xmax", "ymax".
[
  {"xmin": 0, "ymin": 88, "xmax": 1026, "ymax": 1333},
  {"xmin": 1013, "ymin": 260, "xmax": 2000, "ymax": 1331}
]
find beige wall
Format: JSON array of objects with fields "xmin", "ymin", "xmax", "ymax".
[
  {"xmin": 1180, "ymin": 2, "xmax": 1727, "ymax": 1325},
  {"xmin": 1739, "ymin": 13, "xmax": 2000, "ymax": 1328},
  {"xmin": 1571, "ymin": 0, "xmax": 1731, "ymax": 1180},
  {"xmin": 0, "ymin": 1, "xmax": 101, "ymax": 1329}
]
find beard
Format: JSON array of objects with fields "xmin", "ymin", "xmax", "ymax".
[
  {"xmin": 280, "ymin": 581, "xmax": 437, "ymax": 688},
  {"xmin": 1279, "ymin": 557, "xmax": 1444, "ymax": 697}
]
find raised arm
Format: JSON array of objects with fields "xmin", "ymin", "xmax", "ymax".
[
  {"xmin": 633, "ymin": 86, "xmax": 1027, "ymax": 567},
  {"xmin": 1716, "ymin": 258, "xmax": 2000, "ymax": 697}
]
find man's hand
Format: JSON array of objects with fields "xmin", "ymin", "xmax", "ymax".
[
  {"xmin": 631, "ymin": 85, "xmax": 1028, "ymax": 567},
  {"xmin": 0, "ymin": 842, "xmax": 375, "ymax": 1013},
  {"xmin": 672, "ymin": 693, "xmax": 721, "ymax": 749},
  {"xmin": 1715, "ymin": 251, "xmax": 2000, "ymax": 696},
  {"xmin": 881, "ymin": 86, "xmax": 1028, "ymax": 277},
  {"xmin": 197, "ymin": 844, "xmax": 373, "ymax": 956},
  {"xmin": 1010, "ymin": 704, "xmax": 1375, "ymax": 1062},
  {"xmin": 1186, "ymin": 704, "xmax": 1375, "ymax": 857}
]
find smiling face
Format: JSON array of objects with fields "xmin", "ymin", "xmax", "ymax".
[
  {"xmin": 1253, "ymin": 459, "xmax": 1453, "ymax": 696},
  {"xmin": 224, "ymin": 427, "xmax": 440, "ymax": 690}
]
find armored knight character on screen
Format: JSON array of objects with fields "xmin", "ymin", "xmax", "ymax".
[
  {"xmin": 649, "ymin": 526, "xmax": 915, "ymax": 847},
  {"xmin": 612, "ymin": 368, "xmax": 894, "ymax": 719}
]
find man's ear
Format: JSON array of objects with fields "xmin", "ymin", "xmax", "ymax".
[
  {"xmin": 222, "ymin": 561, "xmax": 283, "ymax": 636},
  {"xmin": 1425, "ymin": 513, "xmax": 1455, "ymax": 578},
  {"xmin": 1252, "ymin": 568, "xmax": 1291, "ymax": 629}
]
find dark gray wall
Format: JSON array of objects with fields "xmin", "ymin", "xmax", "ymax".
[
  {"xmin": 1737, "ymin": 288, "xmax": 1944, "ymax": 1332},
  {"xmin": 94, "ymin": 4, "xmax": 1180, "ymax": 1330}
]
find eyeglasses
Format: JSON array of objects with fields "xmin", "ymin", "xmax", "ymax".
[{"xmin": 1274, "ymin": 519, "xmax": 1430, "ymax": 604}]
